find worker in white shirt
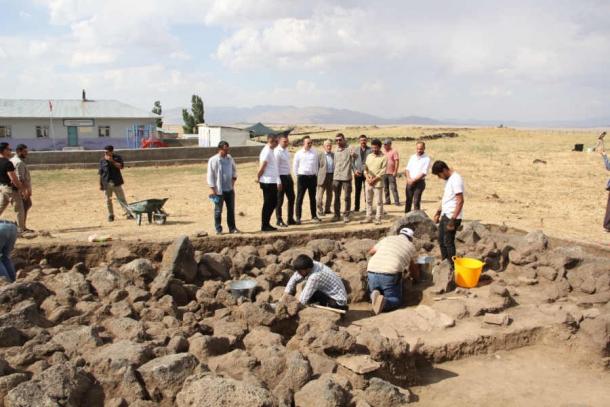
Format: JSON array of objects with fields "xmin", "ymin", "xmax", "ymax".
[
  {"xmin": 405, "ymin": 141, "xmax": 431, "ymax": 213},
  {"xmin": 257, "ymin": 135, "xmax": 283, "ymax": 232},
  {"xmin": 432, "ymin": 160, "xmax": 464, "ymax": 268},
  {"xmin": 292, "ymin": 136, "xmax": 321, "ymax": 224},
  {"xmin": 274, "ymin": 135, "xmax": 296, "ymax": 227}
]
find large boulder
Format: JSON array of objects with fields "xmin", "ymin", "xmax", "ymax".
[
  {"xmin": 87, "ymin": 340, "xmax": 154, "ymax": 372},
  {"xmin": 137, "ymin": 353, "xmax": 200, "ymax": 405},
  {"xmin": 120, "ymin": 259, "xmax": 156, "ymax": 287},
  {"xmin": 176, "ymin": 374, "xmax": 276, "ymax": 407},
  {"xmin": 200, "ymin": 253, "xmax": 232, "ymax": 281},
  {"xmin": 0, "ymin": 282, "xmax": 51, "ymax": 310},
  {"xmin": 0, "ymin": 301, "xmax": 50, "ymax": 329},
  {"xmin": 343, "ymin": 239, "xmax": 376, "ymax": 262},
  {"xmin": 5, "ymin": 363, "xmax": 94, "ymax": 407},
  {"xmin": 306, "ymin": 239, "xmax": 340, "ymax": 258},
  {"xmin": 278, "ymin": 249, "xmax": 315, "ymax": 268},
  {"xmin": 363, "ymin": 377, "xmax": 411, "ymax": 406},
  {"xmin": 456, "ymin": 221, "xmax": 490, "ymax": 245},
  {"xmin": 160, "ymin": 236, "xmax": 197, "ymax": 284},
  {"xmin": 333, "ymin": 260, "xmax": 368, "ymax": 303},
  {"xmin": 46, "ymin": 271, "xmax": 91, "ymax": 297},
  {"xmin": 294, "ymin": 375, "xmax": 349, "ymax": 407},
  {"xmin": 51, "ymin": 325, "xmax": 103, "ymax": 358},
  {"xmin": 388, "ymin": 211, "xmax": 437, "ymax": 239},
  {"xmin": 87, "ymin": 266, "xmax": 125, "ymax": 298},
  {"xmin": 273, "ymin": 351, "xmax": 313, "ymax": 405}
]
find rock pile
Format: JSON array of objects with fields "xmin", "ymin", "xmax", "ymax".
[{"xmin": 0, "ymin": 219, "xmax": 607, "ymax": 406}]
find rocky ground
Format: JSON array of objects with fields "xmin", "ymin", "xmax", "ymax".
[{"xmin": 0, "ymin": 211, "xmax": 608, "ymax": 406}]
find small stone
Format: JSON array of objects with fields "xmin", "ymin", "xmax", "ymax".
[
  {"xmin": 483, "ymin": 312, "xmax": 510, "ymax": 326},
  {"xmin": 582, "ymin": 308, "xmax": 601, "ymax": 319}
]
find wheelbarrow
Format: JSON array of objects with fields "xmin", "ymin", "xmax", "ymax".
[{"xmin": 119, "ymin": 198, "xmax": 169, "ymax": 225}]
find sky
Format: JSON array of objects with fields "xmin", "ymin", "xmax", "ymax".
[{"xmin": 0, "ymin": 0, "xmax": 609, "ymax": 121}]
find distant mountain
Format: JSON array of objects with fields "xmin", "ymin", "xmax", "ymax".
[
  {"xmin": 162, "ymin": 105, "xmax": 441, "ymax": 126},
  {"xmin": 162, "ymin": 105, "xmax": 609, "ymax": 128}
]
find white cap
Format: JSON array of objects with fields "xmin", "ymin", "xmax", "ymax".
[{"xmin": 399, "ymin": 227, "xmax": 415, "ymax": 240}]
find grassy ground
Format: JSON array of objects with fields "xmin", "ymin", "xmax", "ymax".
[{"xmin": 13, "ymin": 126, "xmax": 609, "ymax": 246}]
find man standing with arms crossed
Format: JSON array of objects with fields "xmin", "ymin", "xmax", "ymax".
[
  {"xmin": 316, "ymin": 140, "xmax": 334, "ymax": 217},
  {"xmin": 275, "ymin": 135, "xmax": 296, "ymax": 227},
  {"xmin": 405, "ymin": 141, "xmax": 430, "ymax": 213},
  {"xmin": 353, "ymin": 134, "xmax": 371, "ymax": 212},
  {"xmin": 11, "ymin": 144, "xmax": 32, "ymax": 233},
  {"xmin": 432, "ymin": 161, "xmax": 465, "ymax": 268},
  {"xmin": 99, "ymin": 145, "xmax": 128, "ymax": 222},
  {"xmin": 257, "ymin": 135, "xmax": 282, "ymax": 232},
  {"xmin": 382, "ymin": 139, "xmax": 400, "ymax": 206},
  {"xmin": 207, "ymin": 141, "xmax": 238, "ymax": 235},
  {"xmin": 293, "ymin": 136, "xmax": 320, "ymax": 224},
  {"xmin": 363, "ymin": 139, "xmax": 387, "ymax": 225},
  {"xmin": 332, "ymin": 133, "xmax": 354, "ymax": 223}
]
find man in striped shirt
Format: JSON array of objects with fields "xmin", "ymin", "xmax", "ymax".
[
  {"xmin": 284, "ymin": 254, "xmax": 348, "ymax": 310},
  {"xmin": 367, "ymin": 227, "xmax": 418, "ymax": 314}
]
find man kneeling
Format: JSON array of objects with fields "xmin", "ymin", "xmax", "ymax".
[
  {"xmin": 284, "ymin": 254, "xmax": 348, "ymax": 310},
  {"xmin": 367, "ymin": 227, "xmax": 418, "ymax": 314}
]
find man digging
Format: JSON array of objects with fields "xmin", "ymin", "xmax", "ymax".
[
  {"xmin": 284, "ymin": 254, "xmax": 348, "ymax": 311},
  {"xmin": 367, "ymin": 227, "xmax": 418, "ymax": 314}
]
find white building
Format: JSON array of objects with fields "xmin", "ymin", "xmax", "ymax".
[
  {"xmin": 196, "ymin": 124, "xmax": 251, "ymax": 147},
  {"xmin": 0, "ymin": 94, "xmax": 160, "ymax": 150}
]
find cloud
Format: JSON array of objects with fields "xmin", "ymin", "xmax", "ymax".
[{"xmin": 2, "ymin": 0, "xmax": 610, "ymax": 121}]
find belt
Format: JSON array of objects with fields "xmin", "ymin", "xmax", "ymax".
[{"xmin": 368, "ymin": 271, "xmax": 401, "ymax": 276}]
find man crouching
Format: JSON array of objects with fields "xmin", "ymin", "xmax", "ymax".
[
  {"xmin": 284, "ymin": 254, "xmax": 348, "ymax": 311},
  {"xmin": 367, "ymin": 227, "xmax": 418, "ymax": 315}
]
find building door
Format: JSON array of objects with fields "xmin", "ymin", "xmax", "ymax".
[{"xmin": 67, "ymin": 126, "xmax": 78, "ymax": 146}]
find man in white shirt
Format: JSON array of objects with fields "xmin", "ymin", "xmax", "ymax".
[
  {"xmin": 292, "ymin": 136, "xmax": 321, "ymax": 224},
  {"xmin": 274, "ymin": 135, "xmax": 296, "ymax": 227},
  {"xmin": 257, "ymin": 135, "xmax": 283, "ymax": 232},
  {"xmin": 405, "ymin": 141, "xmax": 431, "ymax": 213},
  {"xmin": 432, "ymin": 160, "xmax": 465, "ymax": 267}
]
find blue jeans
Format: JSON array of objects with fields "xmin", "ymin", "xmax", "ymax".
[
  {"xmin": 214, "ymin": 190, "xmax": 236, "ymax": 233},
  {"xmin": 0, "ymin": 222, "xmax": 17, "ymax": 282},
  {"xmin": 367, "ymin": 272, "xmax": 402, "ymax": 311}
]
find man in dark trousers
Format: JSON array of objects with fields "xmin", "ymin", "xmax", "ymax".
[
  {"xmin": 353, "ymin": 134, "xmax": 371, "ymax": 212},
  {"xmin": 292, "ymin": 136, "xmax": 320, "ymax": 224},
  {"xmin": 432, "ymin": 160, "xmax": 465, "ymax": 268},
  {"xmin": 275, "ymin": 134, "xmax": 296, "ymax": 227},
  {"xmin": 99, "ymin": 145, "xmax": 128, "ymax": 222},
  {"xmin": 207, "ymin": 141, "xmax": 238, "ymax": 235},
  {"xmin": 0, "ymin": 143, "xmax": 26, "ymax": 225},
  {"xmin": 405, "ymin": 141, "xmax": 431, "ymax": 213},
  {"xmin": 257, "ymin": 135, "xmax": 282, "ymax": 232},
  {"xmin": 316, "ymin": 139, "xmax": 334, "ymax": 217}
]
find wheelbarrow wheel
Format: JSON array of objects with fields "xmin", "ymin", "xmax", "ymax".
[{"xmin": 154, "ymin": 214, "xmax": 167, "ymax": 225}]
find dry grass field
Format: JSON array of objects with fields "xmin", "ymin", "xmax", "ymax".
[{"xmin": 12, "ymin": 125, "xmax": 609, "ymax": 247}]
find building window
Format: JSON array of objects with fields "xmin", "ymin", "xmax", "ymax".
[
  {"xmin": 0, "ymin": 126, "xmax": 11, "ymax": 138},
  {"xmin": 98, "ymin": 126, "xmax": 110, "ymax": 137},
  {"xmin": 36, "ymin": 126, "xmax": 49, "ymax": 138}
]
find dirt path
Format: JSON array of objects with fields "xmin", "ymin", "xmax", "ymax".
[{"xmin": 412, "ymin": 345, "xmax": 610, "ymax": 406}]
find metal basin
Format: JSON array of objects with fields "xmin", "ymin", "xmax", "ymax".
[
  {"xmin": 416, "ymin": 256, "xmax": 435, "ymax": 280},
  {"xmin": 229, "ymin": 279, "xmax": 257, "ymax": 300}
]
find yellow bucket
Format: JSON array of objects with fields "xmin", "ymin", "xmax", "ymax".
[{"xmin": 452, "ymin": 256, "xmax": 485, "ymax": 288}]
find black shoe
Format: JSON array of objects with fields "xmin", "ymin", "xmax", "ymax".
[
  {"xmin": 287, "ymin": 219, "xmax": 298, "ymax": 225},
  {"xmin": 229, "ymin": 229, "xmax": 240, "ymax": 234},
  {"xmin": 276, "ymin": 221, "xmax": 288, "ymax": 228},
  {"xmin": 294, "ymin": 220, "xmax": 302, "ymax": 225},
  {"xmin": 261, "ymin": 225, "xmax": 278, "ymax": 232},
  {"xmin": 108, "ymin": 215, "xmax": 115, "ymax": 222}
]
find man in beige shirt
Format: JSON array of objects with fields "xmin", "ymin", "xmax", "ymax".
[
  {"xmin": 10, "ymin": 144, "xmax": 32, "ymax": 233},
  {"xmin": 367, "ymin": 228, "xmax": 417, "ymax": 314},
  {"xmin": 363, "ymin": 138, "xmax": 387, "ymax": 224}
]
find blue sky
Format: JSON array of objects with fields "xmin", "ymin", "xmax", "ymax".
[{"xmin": 0, "ymin": 0, "xmax": 609, "ymax": 122}]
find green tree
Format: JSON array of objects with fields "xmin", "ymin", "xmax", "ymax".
[
  {"xmin": 181, "ymin": 94, "xmax": 205, "ymax": 134},
  {"xmin": 152, "ymin": 100, "xmax": 163, "ymax": 128}
]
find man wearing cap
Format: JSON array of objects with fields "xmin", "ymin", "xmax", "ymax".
[
  {"xmin": 382, "ymin": 139, "xmax": 400, "ymax": 206},
  {"xmin": 207, "ymin": 140, "xmax": 238, "ymax": 235},
  {"xmin": 366, "ymin": 227, "xmax": 418, "ymax": 314}
]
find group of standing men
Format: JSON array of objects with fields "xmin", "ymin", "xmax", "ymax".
[{"xmin": 254, "ymin": 133, "xmax": 434, "ymax": 231}]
